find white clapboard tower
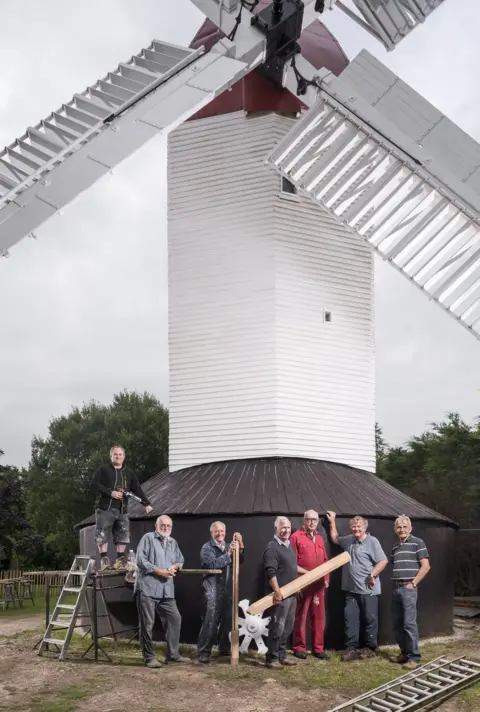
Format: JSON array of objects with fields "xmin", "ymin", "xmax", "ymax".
[
  {"xmin": 1, "ymin": 0, "xmax": 478, "ymax": 478},
  {"xmin": 168, "ymin": 111, "xmax": 374, "ymax": 472}
]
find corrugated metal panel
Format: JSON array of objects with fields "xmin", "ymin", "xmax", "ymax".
[
  {"xmin": 168, "ymin": 111, "xmax": 375, "ymax": 472},
  {"xmin": 77, "ymin": 458, "xmax": 454, "ymax": 524}
]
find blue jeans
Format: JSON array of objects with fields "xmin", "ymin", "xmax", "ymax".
[
  {"xmin": 344, "ymin": 592, "xmax": 379, "ymax": 650},
  {"xmin": 392, "ymin": 586, "xmax": 420, "ymax": 662}
]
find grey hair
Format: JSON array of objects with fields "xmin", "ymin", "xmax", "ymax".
[
  {"xmin": 349, "ymin": 515, "xmax": 368, "ymax": 528},
  {"xmin": 274, "ymin": 516, "xmax": 290, "ymax": 529},
  {"xmin": 394, "ymin": 515, "xmax": 412, "ymax": 529},
  {"xmin": 109, "ymin": 445, "xmax": 125, "ymax": 457},
  {"xmin": 156, "ymin": 514, "xmax": 172, "ymax": 526},
  {"xmin": 210, "ymin": 520, "xmax": 226, "ymax": 533}
]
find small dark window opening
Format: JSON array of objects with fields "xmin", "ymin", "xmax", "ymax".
[
  {"xmin": 281, "ymin": 176, "xmax": 297, "ymax": 194},
  {"xmin": 324, "ymin": 311, "xmax": 332, "ymax": 323}
]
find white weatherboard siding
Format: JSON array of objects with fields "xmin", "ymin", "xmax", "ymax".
[{"xmin": 168, "ymin": 111, "xmax": 375, "ymax": 472}]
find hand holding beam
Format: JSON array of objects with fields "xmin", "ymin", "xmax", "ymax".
[{"xmin": 247, "ymin": 551, "xmax": 350, "ymax": 615}]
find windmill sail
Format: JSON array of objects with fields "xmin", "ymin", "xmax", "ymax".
[
  {"xmin": 268, "ymin": 50, "xmax": 480, "ymax": 340},
  {"xmin": 0, "ymin": 40, "xmax": 249, "ymax": 256}
]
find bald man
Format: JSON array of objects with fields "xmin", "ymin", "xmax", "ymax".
[
  {"xmin": 135, "ymin": 515, "xmax": 189, "ymax": 668},
  {"xmin": 290, "ymin": 510, "xmax": 329, "ymax": 660}
]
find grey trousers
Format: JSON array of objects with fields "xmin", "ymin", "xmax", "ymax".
[
  {"xmin": 136, "ymin": 591, "xmax": 182, "ymax": 662},
  {"xmin": 266, "ymin": 596, "xmax": 296, "ymax": 662},
  {"xmin": 197, "ymin": 582, "xmax": 231, "ymax": 659}
]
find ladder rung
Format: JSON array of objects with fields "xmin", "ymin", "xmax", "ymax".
[
  {"xmin": 354, "ymin": 705, "xmax": 372, "ymax": 712},
  {"xmin": 427, "ymin": 674, "xmax": 452, "ymax": 686},
  {"xmin": 450, "ymin": 662, "xmax": 472, "ymax": 674},
  {"xmin": 462, "ymin": 659, "xmax": 480, "ymax": 668},
  {"xmin": 372, "ymin": 698, "xmax": 402, "ymax": 710},
  {"xmin": 370, "ymin": 700, "xmax": 394, "ymax": 711},
  {"xmin": 388, "ymin": 690, "xmax": 411, "ymax": 703},
  {"xmin": 43, "ymin": 637, "xmax": 65, "ymax": 646},
  {"xmin": 402, "ymin": 684, "xmax": 426, "ymax": 696},
  {"xmin": 57, "ymin": 604, "xmax": 76, "ymax": 610},
  {"xmin": 64, "ymin": 587, "xmax": 82, "ymax": 593}
]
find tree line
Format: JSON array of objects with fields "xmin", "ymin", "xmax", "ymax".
[{"xmin": 1, "ymin": 394, "xmax": 479, "ymax": 593}]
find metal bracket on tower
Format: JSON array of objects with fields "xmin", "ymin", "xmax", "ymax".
[{"xmin": 251, "ymin": 1, "xmax": 304, "ymax": 87}]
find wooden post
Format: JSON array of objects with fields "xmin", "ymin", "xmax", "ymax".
[
  {"xmin": 248, "ymin": 551, "xmax": 351, "ymax": 615},
  {"xmin": 231, "ymin": 543, "xmax": 240, "ymax": 666}
]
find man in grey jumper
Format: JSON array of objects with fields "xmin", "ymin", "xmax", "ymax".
[
  {"xmin": 263, "ymin": 516, "xmax": 298, "ymax": 669},
  {"xmin": 135, "ymin": 515, "xmax": 190, "ymax": 668}
]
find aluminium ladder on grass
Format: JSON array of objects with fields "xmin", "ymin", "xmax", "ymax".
[
  {"xmin": 37, "ymin": 555, "xmax": 94, "ymax": 660},
  {"xmin": 327, "ymin": 656, "xmax": 480, "ymax": 712}
]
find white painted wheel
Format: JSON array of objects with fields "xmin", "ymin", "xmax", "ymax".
[{"xmin": 236, "ymin": 599, "xmax": 271, "ymax": 654}]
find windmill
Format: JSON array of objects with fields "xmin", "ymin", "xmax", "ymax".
[{"xmin": 1, "ymin": 0, "xmax": 475, "ymax": 643}]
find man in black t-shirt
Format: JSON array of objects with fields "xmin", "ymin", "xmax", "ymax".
[
  {"xmin": 262, "ymin": 516, "xmax": 298, "ymax": 669},
  {"xmin": 91, "ymin": 445, "xmax": 152, "ymax": 571}
]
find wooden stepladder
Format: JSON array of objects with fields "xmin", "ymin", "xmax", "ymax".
[
  {"xmin": 231, "ymin": 542, "xmax": 240, "ymax": 666},
  {"xmin": 37, "ymin": 555, "xmax": 94, "ymax": 660}
]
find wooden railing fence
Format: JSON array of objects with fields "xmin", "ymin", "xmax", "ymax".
[{"xmin": 0, "ymin": 569, "xmax": 69, "ymax": 596}]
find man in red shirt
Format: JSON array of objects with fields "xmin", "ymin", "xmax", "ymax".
[{"xmin": 290, "ymin": 509, "xmax": 329, "ymax": 660}]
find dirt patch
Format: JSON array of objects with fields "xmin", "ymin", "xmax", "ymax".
[
  {"xmin": 0, "ymin": 622, "xmax": 478, "ymax": 712},
  {"xmin": 0, "ymin": 614, "xmax": 45, "ymax": 636}
]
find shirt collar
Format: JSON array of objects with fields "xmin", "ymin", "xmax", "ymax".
[
  {"xmin": 212, "ymin": 539, "xmax": 226, "ymax": 551},
  {"xmin": 155, "ymin": 532, "xmax": 171, "ymax": 543},
  {"xmin": 274, "ymin": 534, "xmax": 290, "ymax": 548}
]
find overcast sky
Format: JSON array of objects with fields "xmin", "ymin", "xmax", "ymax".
[{"xmin": 0, "ymin": 0, "xmax": 479, "ymax": 467}]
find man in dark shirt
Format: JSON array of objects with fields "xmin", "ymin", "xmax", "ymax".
[
  {"xmin": 92, "ymin": 445, "xmax": 152, "ymax": 571},
  {"xmin": 263, "ymin": 516, "xmax": 298, "ymax": 669},
  {"xmin": 197, "ymin": 521, "xmax": 244, "ymax": 663},
  {"xmin": 390, "ymin": 515, "xmax": 430, "ymax": 669}
]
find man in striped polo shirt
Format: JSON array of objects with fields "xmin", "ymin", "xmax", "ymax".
[{"xmin": 390, "ymin": 515, "xmax": 431, "ymax": 669}]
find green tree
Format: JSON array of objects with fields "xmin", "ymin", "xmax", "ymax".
[
  {"xmin": 26, "ymin": 391, "xmax": 169, "ymax": 567},
  {"xmin": 376, "ymin": 414, "xmax": 480, "ymax": 595},
  {"xmin": 0, "ymin": 449, "xmax": 24, "ymax": 567}
]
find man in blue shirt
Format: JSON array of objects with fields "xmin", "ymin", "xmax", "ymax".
[
  {"xmin": 135, "ymin": 515, "xmax": 190, "ymax": 668},
  {"xmin": 326, "ymin": 511, "xmax": 388, "ymax": 661}
]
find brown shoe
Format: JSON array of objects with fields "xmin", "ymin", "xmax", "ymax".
[
  {"xmin": 403, "ymin": 660, "xmax": 420, "ymax": 670},
  {"xmin": 281, "ymin": 657, "xmax": 297, "ymax": 667},
  {"xmin": 266, "ymin": 660, "xmax": 283, "ymax": 669},
  {"xmin": 390, "ymin": 653, "xmax": 408, "ymax": 664},
  {"xmin": 341, "ymin": 649, "xmax": 360, "ymax": 662},
  {"xmin": 358, "ymin": 648, "xmax": 376, "ymax": 659}
]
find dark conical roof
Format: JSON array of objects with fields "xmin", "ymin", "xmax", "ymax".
[{"xmin": 77, "ymin": 458, "xmax": 455, "ymax": 527}]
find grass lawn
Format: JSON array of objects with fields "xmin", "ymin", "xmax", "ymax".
[{"xmin": 0, "ymin": 587, "xmax": 76, "ymax": 620}]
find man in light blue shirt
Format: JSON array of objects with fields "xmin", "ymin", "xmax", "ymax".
[
  {"xmin": 326, "ymin": 511, "xmax": 388, "ymax": 661},
  {"xmin": 135, "ymin": 515, "xmax": 189, "ymax": 668}
]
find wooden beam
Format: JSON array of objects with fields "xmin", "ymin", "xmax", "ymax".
[
  {"xmin": 231, "ymin": 544, "xmax": 240, "ymax": 666},
  {"xmin": 247, "ymin": 551, "xmax": 351, "ymax": 615}
]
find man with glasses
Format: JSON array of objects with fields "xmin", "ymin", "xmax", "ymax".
[
  {"xmin": 135, "ymin": 515, "xmax": 190, "ymax": 668},
  {"xmin": 290, "ymin": 509, "xmax": 330, "ymax": 660}
]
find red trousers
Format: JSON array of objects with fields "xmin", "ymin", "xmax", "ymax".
[{"xmin": 293, "ymin": 585, "xmax": 326, "ymax": 653}]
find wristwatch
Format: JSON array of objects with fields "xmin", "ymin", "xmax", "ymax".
[{"xmin": 412, "ymin": 581, "xmax": 417, "ymax": 588}]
